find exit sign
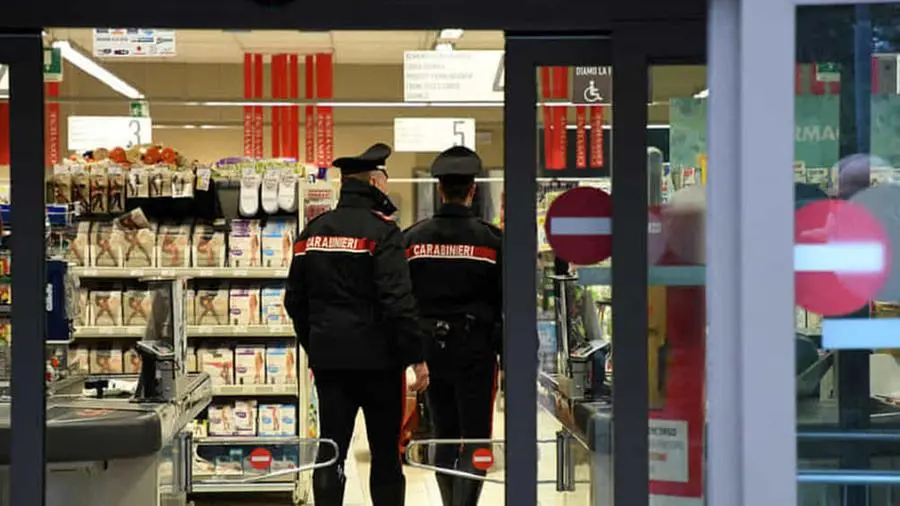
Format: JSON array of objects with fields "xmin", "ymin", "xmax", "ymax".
[{"xmin": 44, "ymin": 47, "xmax": 62, "ymax": 83}]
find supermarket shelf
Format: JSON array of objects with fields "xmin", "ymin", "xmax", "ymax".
[
  {"xmin": 188, "ymin": 324, "xmax": 294, "ymax": 337},
  {"xmin": 74, "ymin": 325, "xmax": 295, "ymax": 339},
  {"xmin": 73, "ymin": 326, "xmax": 144, "ymax": 338},
  {"xmin": 576, "ymin": 265, "xmax": 706, "ymax": 286},
  {"xmin": 72, "ymin": 266, "xmax": 288, "ymax": 280},
  {"xmin": 195, "ymin": 436, "xmax": 300, "ymax": 445},
  {"xmin": 190, "ymin": 481, "xmax": 295, "ymax": 493},
  {"xmin": 212, "ymin": 383, "xmax": 299, "ymax": 396}
]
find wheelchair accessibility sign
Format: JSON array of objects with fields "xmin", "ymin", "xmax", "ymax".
[{"xmin": 572, "ymin": 66, "xmax": 612, "ymax": 104}]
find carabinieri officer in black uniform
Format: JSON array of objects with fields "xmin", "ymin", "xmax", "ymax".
[
  {"xmin": 403, "ymin": 146, "xmax": 502, "ymax": 506},
  {"xmin": 285, "ymin": 143, "xmax": 430, "ymax": 506}
]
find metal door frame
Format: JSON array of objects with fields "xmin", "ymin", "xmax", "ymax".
[
  {"xmin": 0, "ymin": 30, "xmax": 48, "ymax": 506},
  {"xmin": 502, "ymin": 25, "xmax": 704, "ymax": 506}
]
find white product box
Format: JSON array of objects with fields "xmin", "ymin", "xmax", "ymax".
[
  {"xmin": 229, "ymin": 287, "xmax": 260, "ymax": 326},
  {"xmin": 157, "ymin": 224, "xmax": 191, "ymax": 268},
  {"xmin": 185, "ymin": 289, "xmax": 196, "ymax": 325},
  {"xmin": 195, "ymin": 287, "xmax": 229, "ymax": 326},
  {"xmin": 123, "ymin": 348, "xmax": 142, "ymax": 374},
  {"xmin": 186, "ymin": 345, "xmax": 197, "ymax": 373},
  {"xmin": 122, "ymin": 290, "xmax": 152, "ymax": 326},
  {"xmin": 261, "ymin": 285, "xmax": 287, "ymax": 325},
  {"xmin": 266, "ymin": 343, "xmax": 296, "ymax": 385},
  {"xmin": 192, "ymin": 222, "xmax": 226, "ymax": 268},
  {"xmin": 229, "ymin": 219, "xmax": 261, "ymax": 268},
  {"xmin": 122, "ymin": 226, "xmax": 156, "ymax": 268},
  {"xmin": 261, "ymin": 219, "xmax": 295, "ymax": 269},
  {"xmin": 279, "ymin": 404, "xmax": 297, "ymax": 436},
  {"xmin": 90, "ymin": 347, "xmax": 123, "ymax": 374},
  {"xmin": 90, "ymin": 290, "xmax": 122, "ymax": 327},
  {"xmin": 233, "ymin": 400, "xmax": 258, "ymax": 436},
  {"xmin": 74, "ymin": 288, "xmax": 90, "ymax": 327},
  {"xmin": 90, "ymin": 221, "xmax": 123, "ymax": 267},
  {"xmin": 235, "ymin": 345, "xmax": 266, "ymax": 385},
  {"xmin": 258, "ymin": 404, "xmax": 281, "ymax": 436},
  {"xmin": 199, "ymin": 347, "xmax": 234, "ymax": 386},
  {"xmin": 208, "ymin": 405, "xmax": 236, "ymax": 436},
  {"xmin": 67, "ymin": 346, "xmax": 90, "ymax": 373}
]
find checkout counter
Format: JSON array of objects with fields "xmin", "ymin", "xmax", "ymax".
[{"xmin": 0, "ymin": 272, "xmax": 214, "ymax": 506}]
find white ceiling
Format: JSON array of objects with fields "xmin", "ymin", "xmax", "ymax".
[{"xmin": 46, "ymin": 29, "xmax": 504, "ymax": 65}]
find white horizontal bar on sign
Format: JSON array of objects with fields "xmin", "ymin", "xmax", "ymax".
[
  {"xmin": 794, "ymin": 243, "xmax": 885, "ymax": 273},
  {"xmin": 549, "ymin": 217, "xmax": 611, "ymax": 236},
  {"xmin": 822, "ymin": 318, "xmax": 900, "ymax": 350}
]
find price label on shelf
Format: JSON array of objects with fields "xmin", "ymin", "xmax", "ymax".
[
  {"xmin": 67, "ymin": 116, "xmax": 153, "ymax": 151},
  {"xmin": 394, "ymin": 118, "xmax": 476, "ymax": 153},
  {"xmin": 233, "ymin": 270, "xmax": 248, "ymax": 277},
  {"xmin": 198, "ymin": 270, "xmax": 213, "ymax": 277}
]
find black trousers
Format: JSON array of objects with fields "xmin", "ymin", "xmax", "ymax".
[
  {"xmin": 427, "ymin": 340, "xmax": 497, "ymax": 474},
  {"xmin": 313, "ymin": 368, "xmax": 406, "ymax": 506}
]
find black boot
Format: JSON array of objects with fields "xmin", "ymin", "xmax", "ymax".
[
  {"xmin": 371, "ymin": 476, "xmax": 406, "ymax": 506},
  {"xmin": 435, "ymin": 472, "xmax": 455, "ymax": 506},
  {"xmin": 313, "ymin": 467, "xmax": 346, "ymax": 506},
  {"xmin": 452, "ymin": 477, "xmax": 484, "ymax": 506}
]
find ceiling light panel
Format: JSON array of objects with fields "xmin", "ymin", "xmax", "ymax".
[{"xmin": 438, "ymin": 28, "xmax": 464, "ymax": 40}]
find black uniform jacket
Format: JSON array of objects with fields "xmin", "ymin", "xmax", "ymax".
[
  {"xmin": 403, "ymin": 203, "xmax": 503, "ymax": 360},
  {"xmin": 284, "ymin": 179, "xmax": 424, "ymax": 371}
]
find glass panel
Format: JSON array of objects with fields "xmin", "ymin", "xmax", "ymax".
[
  {"xmin": 795, "ymin": 4, "xmax": 900, "ymax": 504},
  {"xmin": 648, "ymin": 65, "xmax": 707, "ymax": 506},
  {"xmin": 0, "ymin": 62, "xmax": 9, "ymax": 506},
  {"xmin": 535, "ymin": 64, "xmax": 612, "ymax": 506}
]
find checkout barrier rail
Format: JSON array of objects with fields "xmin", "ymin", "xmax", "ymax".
[
  {"xmin": 197, "ymin": 437, "xmax": 339, "ymax": 485},
  {"xmin": 405, "ymin": 430, "xmax": 589, "ymax": 492}
]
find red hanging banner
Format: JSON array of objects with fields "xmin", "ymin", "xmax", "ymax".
[
  {"xmin": 253, "ymin": 54, "xmax": 264, "ymax": 159},
  {"xmin": 574, "ymin": 106, "xmax": 587, "ymax": 169},
  {"xmin": 551, "ymin": 67, "xmax": 568, "ymax": 170},
  {"xmin": 280, "ymin": 55, "xmax": 291, "ymax": 158},
  {"xmin": 46, "ymin": 83, "xmax": 60, "ymax": 167},
  {"xmin": 271, "ymin": 54, "xmax": 282, "ymax": 158},
  {"xmin": 243, "ymin": 53, "xmax": 253, "ymax": 157},
  {"xmin": 316, "ymin": 53, "xmax": 334, "ymax": 168},
  {"xmin": 305, "ymin": 55, "xmax": 316, "ymax": 165},
  {"xmin": 539, "ymin": 68, "xmax": 553, "ymax": 171},
  {"xmin": 289, "ymin": 54, "xmax": 300, "ymax": 160},
  {"xmin": 0, "ymin": 102, "xmax": 8, "ymax": 166},
  {"xmin": 590, "ymin": 106, "xmax": 604, "ymax": 168}
]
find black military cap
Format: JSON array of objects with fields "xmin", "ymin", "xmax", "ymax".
[
  {"xmin": 332, "ymin": 143, "xmax": 392, "ymax": 175},
  {"xmin": 431, "ymin": 146, "xmax": 483, "ymax": 177}
]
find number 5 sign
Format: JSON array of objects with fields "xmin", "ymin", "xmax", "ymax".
[{"xmin": 393, "ymin": 117, "xmax": 476, "ymax": 153}]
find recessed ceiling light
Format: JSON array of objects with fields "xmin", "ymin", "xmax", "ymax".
[{"xmin": 439, "ymin": 29, "xmax": 464, "ymax": 40}]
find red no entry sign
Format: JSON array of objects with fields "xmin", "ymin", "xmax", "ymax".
[
  {"xmin": 795, "ymin": 200, "xmax": 891, "ymax": 316},
  {"xmin": 545, "ymin": 187, "xmax": 612, "ymax": 265},
  {"xmin": 249, "ymin": 447, "xmax": 273, "ymax": 470},
  {"xmin": 472, "ymin": 448, "xmax": 494, "ymax": 471}
]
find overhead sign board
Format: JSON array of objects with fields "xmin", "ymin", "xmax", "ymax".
[
  {"xmin": 403, "ymin": 50, "xmax": 504, "ymax": 102},
  {"xmin": 93, "ymin": 28, "xmax": 176, "ymax": 58},
  {"xmin": 393, "ymin": 118, "xmax": 476, "ymax": 152},
  {"xmin": 68, "ymin": 116, "xmax": 153, "ymax": 151}
]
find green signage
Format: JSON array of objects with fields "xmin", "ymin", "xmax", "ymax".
[
  {"xmin": 43, "ymin": 47, "xmax": 62, "ymax": 83},
  {"xmin": 130, "ymin": 100, "xmax": 150, "ymax": 118}
]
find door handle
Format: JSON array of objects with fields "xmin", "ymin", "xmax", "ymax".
[{"xmin": 555, "ymin": 429, "xmax": 576, "ymax": 492}]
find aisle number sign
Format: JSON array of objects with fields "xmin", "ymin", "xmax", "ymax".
[
  {"xmin": 393, "ymin": 118, "xmax": 476, "ymax": 153},
  {"xmin": 67, "ymin": 116, "xmax": 153, "ymax": 151},
  {"xmin": 403, "ymin": 50, "xmax": 504, "ymax": 102}
]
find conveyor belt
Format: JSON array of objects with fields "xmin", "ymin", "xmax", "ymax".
[{"xmin": 0, "ymin": 373, "xmax": 211, "ymax": 464}]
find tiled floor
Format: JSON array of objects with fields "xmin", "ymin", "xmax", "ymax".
[{"xmin": 196, "ymin": 401, "xmax": 596, "ymax": 505}]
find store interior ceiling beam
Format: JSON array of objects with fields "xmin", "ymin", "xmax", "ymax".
[
  {"xmin": 50, "ymin": 40, "xmax": 145, "ymax": 100},
  {"xmin": 44, "ymin": 97, "xmax": 670, "ymax": 108}
]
